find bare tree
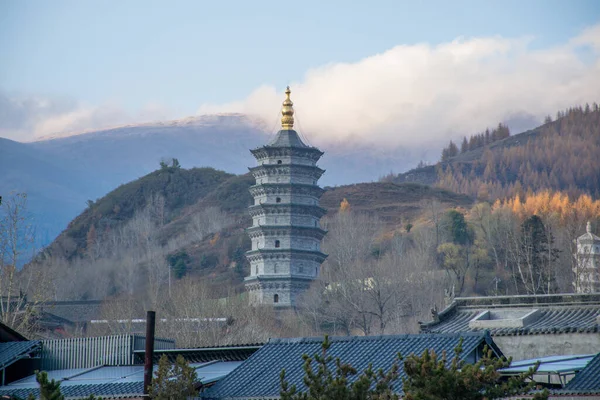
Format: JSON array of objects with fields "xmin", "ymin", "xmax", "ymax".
[
  {"xmin": 321, "ymin": 210, "xmax": 382, "ymax": 271},
  {"xmin": 0, "ymin": 193, "xmax": 46, "ymax": 335},
  {"xmin": 300, "ymin": 211, "xmax": 446, "ymax": 336},
  {"xmin": 187, "ymin": 206, "xmax": 234, "ymax": 243},
  {"xmin": 426, "ymin": 199, "xmax": 444, "ymax": 249}
]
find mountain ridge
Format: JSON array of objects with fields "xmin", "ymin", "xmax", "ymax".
[
  {"xmin": 2, "ymin": 114, "xmax": 430, "ymax": 249},
  {"xmin": 389, "ymin": 107, "xmax": 600, "ymax": 199}
]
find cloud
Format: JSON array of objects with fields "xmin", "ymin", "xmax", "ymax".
[
  {"xmin": 0, "ymin": 93, "xmax": 73, "ymax": 140},
  {"xmin": 3, "ymin": 24, "xmax": 599, "ymax": 147},
  {"xmin": 0, "ymin": 92, "xmax": 172, "ymax": 142},
  {"xmin": 198, "ymin": 24, "xmax": 600, "ymax": 148}
]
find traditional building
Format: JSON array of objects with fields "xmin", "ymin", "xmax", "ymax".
[
  {"xmin": 244, "ymin": 87, "xmax": 327, "ymax": 308},
  {"xmin": 419, "ymin": 293, "xmax": 600, "ymax": 361},
  {"xmin": 202, "ymin": 332, "xmax": 503, "ymax": 399},
  {"xmin": 573, "ymin": 221, "xmax": 600, "ymax": 293}
]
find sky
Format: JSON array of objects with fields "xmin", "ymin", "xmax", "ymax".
[{"xmin": 1, "ymin": 0, "xmax": 600, "ymax": 145}]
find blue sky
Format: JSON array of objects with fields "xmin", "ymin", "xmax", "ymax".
[{"xmin": 1, "ymin": 0, "xmax": 599, "ymax": 143}]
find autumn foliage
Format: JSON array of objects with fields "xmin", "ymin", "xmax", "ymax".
[
  {"xmin": 340, "ymin": 198, "xmax": 351, "ymax": 212},
  {"xmin": 492, "ymin": 191, "xmax": 600, "ymax": 223},
  {"xmin": 436, "ymin": 105, "xmax": 600, "ymax": 200}
]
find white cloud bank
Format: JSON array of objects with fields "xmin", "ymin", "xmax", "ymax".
[
  {"xmin": 198, "ymin": 24, "xmax": 600, "ymax": 148},
  {"xmin": 0, "ymin": 94, "xmax": 172, "ymax": 142},
  {"xmin": 2, "ymin": 24, "xmax": 599, "ymax": 146}
]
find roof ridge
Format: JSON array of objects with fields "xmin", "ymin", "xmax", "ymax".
[
  {"xmin": 268, "ymin": 331, "xmax": 489, "ymax": 344},
  {"xmin": 452, "ymin": 293, "xmax": 600, "ymax": 307}
]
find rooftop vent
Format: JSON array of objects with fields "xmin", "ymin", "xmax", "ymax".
[{"xmin": 469, "ymin": 309, "xmax": 540, "ymax": 329}]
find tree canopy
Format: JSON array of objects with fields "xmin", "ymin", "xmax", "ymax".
[{"xmin": 280, "ymin": 336, "xmax": 548, "ymax": 400}]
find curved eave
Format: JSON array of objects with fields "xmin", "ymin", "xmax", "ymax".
[
  {"xmin": 248, "ymin": 164, "xmax": 325, "ymax": 176},
  {"xmin": 246, "ymin": 225, "xmax": 327, "ymax": 235},
  {"xmin": 244, "ymin": 275, "xmax": 316, "ymax": 283},
  {"xmin": 246, "ymin": 225, "xmax": 327, "ymax": 240},
  {"xmin": 577, "ymin": 234, "xmax": 600, "ymax": 243},
  {"xmin": 250, "ymin": 146, "xmax": 324, "ymax": 158},
  {"xmin": 248, "ymin": 183, "xmax": 325, "ymax": 196},
  {"xmin": 245, "ymin": 248, "xmax": 328, "ymax": 260},
  {"xmin": 248, "ymin": 204, "xmax": 327, "ymax": 217}
]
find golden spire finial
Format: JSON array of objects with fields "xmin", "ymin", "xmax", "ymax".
[{"xmin": 281, "ymin": 86, "xmax": 294, "ymax": 129}]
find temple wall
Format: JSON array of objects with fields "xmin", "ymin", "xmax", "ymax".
[{"xmin": 492, "ymin": 333, "xmax": 600, "ymax": 361}]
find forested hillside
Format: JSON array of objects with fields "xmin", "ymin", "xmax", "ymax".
[
  {"xmin": 46, "ymin": 162, "xmax": 237, "ymax": 260},
  {"xmin": 9, "ymin": 166, "xmax": 477, "ymax": 343},
  {"xmin": 389, "ymin": 104, "xmax": 600, "ymax": 200},
  {"xmin": 30, "ymin": 165, "xmax": 473, "ymax": 300}
]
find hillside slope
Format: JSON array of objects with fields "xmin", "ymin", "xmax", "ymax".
[
  {"xmin": 0, "ymin": 138, "xmax": 91, "ymax": 246},
  {"xmin": 35, "ymin": 161, "xmax": 472, "ymax": 299},
  {"xmin": 3, "ymin": 114, "xmax": 432, "ymax": 250},
  {"xmin": 46, "ymin": 166, "xmax": 236, "ymax": 260},
  {"xmin": 391, "ymin": 107, "xmax": 600, "ymax": 199}
]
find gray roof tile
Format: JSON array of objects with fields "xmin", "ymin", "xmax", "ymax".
[
  {"xmin": 559, "ymin": 352, "xmax": 600, "ymax": 394},
  {"xmin": 202, "ymin": 332, "xmax": 500, "ymax": 399},
  {"xmin": 134, "ymin": 344, "xmax": 263, "ymax": 363},
  {"xmin": 38, "ymin": 301, "xmax": 104, "ymax": 323},
  {"xmin": 267, "ymin": 130, "xmax": 308, "ymax": 148},
  {"xmin": 0, "ymin": 382, "xmax": 144, "ymax": 399},
  {"xmin": 0, "ymin": 361, "xmax": 240, "ymax": 399},
  {"xmin": 420, "ymin": 294, "xmax": 600, "ymax": 336},
  {"xmin": 0, "ymin": 340, "xmax": 40, "ymax": 370}
]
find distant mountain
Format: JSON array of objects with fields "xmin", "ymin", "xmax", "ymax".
[
  {"xmin": 2, "ymin": 114, "xmax": 424, "ymax": 249},
  {"xmin": 389, "ymin": 107, "xmax": 600, "ymax": 200},
  {"xmin": 0, "ymin": 137, "xmax": 91, "ymax": 246}
]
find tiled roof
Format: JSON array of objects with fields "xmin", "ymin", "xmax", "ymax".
[
  {"xmin": 134, "ymin": 344, "xmax": 263, "ymax": 364},
  {"xmin": 558, "ymin": 352, "xmax": 600, "ymax": 395},
  {"xmin": 38, "ymin": 300, "xmax": 104, "ymax": 323},
  {"xmin": 0, "ymin": 321, "xmax": 28, "ymax": 342},
  {"xmin": 0, "ymin": 382, "xmax": 144, "ymax": 399},
  {"xmin": 420, "ymin": 294, "xmax": 600, "ymax": 336},
  {"xmin": 0, "ymin": 340, "xmax": 40, "ymax": 370},
  {"xmin": 267, "ymin": 130, "xmax": 308, "ymax": 148},
  {"xmin": 202, "ymin": 332, "xmax": 501, "ymax": 399},
  {"xmin": 0, "ymin": 361, "xmax": 241, "ymax": 399}
]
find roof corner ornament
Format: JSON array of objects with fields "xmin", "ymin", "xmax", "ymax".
[
  {"xmin": 281, "ymin": 86, "xmax": 294, "ymax": 130},
  {"xmin": 431, "ymin": 304, "xmax": 440, "ymax": 323}
]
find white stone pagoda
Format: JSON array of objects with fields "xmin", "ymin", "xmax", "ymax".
[
  {"xmin": 244, "ymin": 87, "xmax": 327, "ymax": 307},
  {"xmin": 573, "ymin": 221, "xmax": 600, "ymax": 293}
]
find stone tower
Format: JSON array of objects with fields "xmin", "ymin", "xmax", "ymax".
[
  {"xmin": 573, "ymin": 221, "xmax": 600, "ymax": 293},
  {"xmin": 245, "ymin": 87, "xmax": 327, "ymax": 308}
]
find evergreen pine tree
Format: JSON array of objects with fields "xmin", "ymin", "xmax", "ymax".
[
  {"xmin": 402, "ymin": 338, "xmax": 548, "ymax": 400},
  {"xmin": 35, "ymin": 371, "xmax": 64, "ymax": 400},
  {"xmin": 460, "ymin": 137, "xmax": 469, "ymax": 153},
  {"xmin": 281, "ymin": 337, "xmax": 548, "ymax": 400},
  {"xmin": 280, "ymin": 336, "xmax": 399, "ymax": 400},
  {"xmin": 149, "ymin": 354, "xmax": 198, "ymax": 400}
]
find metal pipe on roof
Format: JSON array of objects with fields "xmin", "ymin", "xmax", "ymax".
[{"xmin": 143, "ymin": 311, "xmax": 155, "ymax": 397}]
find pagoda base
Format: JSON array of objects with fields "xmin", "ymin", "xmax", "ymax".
[{"xmin": 245, "ymin": 276, "xmax": 312, "ymax": 308}]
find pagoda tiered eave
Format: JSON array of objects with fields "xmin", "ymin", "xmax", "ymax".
[
  {"xmin": 248, "ymin": 203, "xmax": 327, "ymax": 218},
  {"xmin": 250, "ymin": 143, "xmax": 324, "ymax": 161},
  {"xmin": 244, "ymin": 275, "xmax": 315, "ymax": 284},
  {"xmin": 246, "ymin": 225, "xmax": 327, "ymax": 240},
  {"xmin": 248, "ymin": 164, "xmax": 325, "ymax": 180},
  {"xmin": 245, "ymin": 248, "xmax": 328, "ymax": 263},
  {"xmin": 248, "ymin": 183, "xmax": 325, "ymax": 198}
]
